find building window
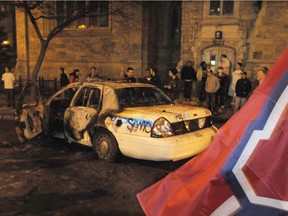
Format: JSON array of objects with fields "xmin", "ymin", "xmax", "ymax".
[
  {"xmin": 170, "ymin": 4, "xmax": 181, "ymax": 39},
  {"xmin": 209, "ymin": 0, "xmax": 234, "ymax": 15},
  {"xmin": 56, "ymin": 1, "xmax": 109, "ymax": 28},
  {"xmin": 210, "ymin": 55, "xmax": 216, "ymax": 66}
]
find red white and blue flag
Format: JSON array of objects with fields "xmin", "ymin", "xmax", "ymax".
[{"xmin": 137, "ymin": 47, "xmax": 288, "ymax": 216}]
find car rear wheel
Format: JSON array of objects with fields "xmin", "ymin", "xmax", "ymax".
[{"xmin": 92, "ymin": 132, "xmax": 119, "ymax": 163}]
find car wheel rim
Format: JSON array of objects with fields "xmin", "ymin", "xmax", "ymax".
[{"xmin": 99, "ymin": 140, "xmax": 109, "ymax": 154}]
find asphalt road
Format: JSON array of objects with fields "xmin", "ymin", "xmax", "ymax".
[{"xmin": 0, "ymin": 117, "xmax": 227, "ymax": 215}]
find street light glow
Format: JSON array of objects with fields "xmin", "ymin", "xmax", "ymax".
[
  {"xmin": 78, "ymin": 25, "xmax": 87, "ymax": 29},
  {"xmin": 2, "ymin": 40, "xmax": 10, "ymax": 45}
]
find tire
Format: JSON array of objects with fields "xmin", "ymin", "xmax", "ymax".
[{"xmin": 92, "ymin": 132, "xmax": 119, "ymax": 163}]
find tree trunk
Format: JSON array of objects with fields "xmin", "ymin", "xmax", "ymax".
[{"xmin": 31, "ymin": 40, "xmax": 50, "ymax": 82}]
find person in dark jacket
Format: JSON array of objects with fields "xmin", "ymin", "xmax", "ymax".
[
  {"xmin": 234, "ymin": 71, "xmax": 252, "ymax": 113},
  {"xmin": 123, "ymin": 67, "xmax": 136, "ymax": 83},
  {"xmin": 87, "ymin": 66, "xmax": 100, "ymax": 80},
  {"xmin": 197, "ymin": 61, "xmax": 208, "ymax": 102},
  {"xmin": 181, "ymin": 60, "xmax": 196, "ymax": 101},
  {"xmin": 215, "ymin": 66, "xmax": 228, "ymax": 109},
  {"xmin": 150, "ymin": 67, "xmax": 161, "ymax": 88},
  {"xmin": 60, "ymin": 67, "xmax": 69, "ymax": 87},
  {"xmin": 164, "ymin": 68, "xmax": 181, "ymax": 101},
  {"xmin": 141, "ymin": 69, "xmax": 153, "ymax": 84}
]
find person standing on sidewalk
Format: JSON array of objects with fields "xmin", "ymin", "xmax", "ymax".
[
  {"xmin": 228, "ymin": 62, "xmax": 243, "ymax": 105},
  {"xmin": 205, "ymin": 70, "xmax": 220, "ymax": 115},
  {"xmin": 60, "ymin": 67, "xmax": 69, "ymax": 87},
  {"xmin": 181, "ymin": 60, "xmax": 197, "ymax": 101},
  {"xmin": 197, "ymin": 61, "xmax": 208, "ymax": 103},
  {"xmin": 164, "ymin": 68, "xmax": 181, "ymax": 101},
  {"xmin": 234, "ymin": 71, "xmax": 252, "ymax": 113},
  {"xmin": 215, "ymin": 66, "xmax": 228, "ymax": 109},
  {"xmin": 1, "ymin": 66, "xmax": 15, "ymax": 108}
]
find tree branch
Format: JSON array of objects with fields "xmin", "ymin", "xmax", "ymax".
[{"xmin": 22, "ymin": 1, "xmax": 45, "ymax": 43}]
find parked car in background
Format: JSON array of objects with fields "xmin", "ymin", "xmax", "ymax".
[{"xmin": 15, "ymin": 81, "xmax": 217, "ymax": 162}]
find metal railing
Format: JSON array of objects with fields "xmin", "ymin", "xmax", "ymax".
[{"xmin": 16, "ymin": 76, "xmax": 60, "ymax": 96}]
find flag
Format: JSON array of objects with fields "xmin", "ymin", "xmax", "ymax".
[{"xmin": 137, "ymin": 47, "xmax": 288, "ymax": 216}]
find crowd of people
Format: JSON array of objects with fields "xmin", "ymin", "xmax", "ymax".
[
  {"xmin": 132, "ymin": 57, "xmax": 268, "ymax": 115},
  {"xmin": 0, "ymin": 60, "xmax": 268, "ymax": 113},
  {"xmin": 57, "ymin": 60, "xmax": 268, "ymax": 115}
]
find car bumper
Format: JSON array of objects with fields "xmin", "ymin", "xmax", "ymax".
[{"xmin": 114, "ymin": 126, "xmax": 218, "ymax": 161}]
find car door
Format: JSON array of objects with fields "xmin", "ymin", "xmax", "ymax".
[
  {"xmin": 64, "ymin": 85, "xmax": 103, "ymax": 145},
  {"xmin": 44, "ymin": 83, "xmax": 80, "ymax": 138},
  {"xmin": 15, "ymin": 82, "xmax": 44, "ymax": 143}
]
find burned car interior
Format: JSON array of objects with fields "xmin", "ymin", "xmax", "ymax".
[
  {"xmin": 49, "ymin": 89, "xmax": 76, "ymax": 133},
  {"xmin": 115, "ymin": 87, "xmax": 172, "ymax": 108}
]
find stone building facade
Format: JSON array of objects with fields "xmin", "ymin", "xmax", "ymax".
[
  {"xmin": 14, "ymin": 1, "xmax": 288, "ymax": 81},
  {"xmin": 15, "ymin": 2, "xmax": 145, "ymax": 80},
  {"xmin": 180, "ymin": 0, "xmax": 288, "ymax": 78}
]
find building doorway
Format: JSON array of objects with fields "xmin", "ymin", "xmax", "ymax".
[{"xmin": 202, "ymin": 46, "xmax": 236, "ymax": 74}]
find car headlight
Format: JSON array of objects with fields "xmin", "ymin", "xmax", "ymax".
[
  {"xmin": 198, "ymin": 117, "xmax": 206, "ymax": 129},
  {"xmin": 151, "ymin": 117, "xmax": 175, "ymax": 138}
]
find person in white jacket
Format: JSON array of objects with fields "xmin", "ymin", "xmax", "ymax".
[
  {"xmin": 229, "ymin": 62, "xmax": 243, "ymax": 105},
  {"xmin": 219, "ymin": 54, "xmax": 231, "ymax": 76},
  {"xmin": 1, "ymin": 66, "xmax": 15, "ymax": 108}
]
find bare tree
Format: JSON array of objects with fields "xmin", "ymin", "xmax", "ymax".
[{"xmin": 8, "ymin": 1, "xmax": 140, "ymax": 82}]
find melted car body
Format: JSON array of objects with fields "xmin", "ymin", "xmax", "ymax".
[{"xmin": 15, "ymin": 81, "xmax": 217, "ymax": 162}]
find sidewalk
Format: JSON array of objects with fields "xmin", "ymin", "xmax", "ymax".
[
  {"xmin": 0, "ymin": 94, "xmax": 17, "ymax": 120},
  {"xmin": 179, "ymin": 97, "xmax": 234, "ymax": 121}
]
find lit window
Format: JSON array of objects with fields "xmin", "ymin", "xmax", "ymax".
[
  {"xmin": 210, "ymin": 55, "xmax": 216, "ymax": 66},
  {"xmin": 56, "ymin": 1, "xmax": 109, "ymax": 28},
  {"xmin": 209, "ymin": 1, "xmax": 220, "ymax": 15},
  {"xmin": 209, "ymin": 0, "xmax": 234, "ymax": 16}
]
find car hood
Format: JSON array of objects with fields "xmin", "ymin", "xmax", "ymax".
[{"xmin": 117, "ymin": 104, "xmax": 212, "ymax": 123}]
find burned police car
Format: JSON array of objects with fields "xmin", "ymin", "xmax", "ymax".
[{"xmin": 15, "ymin": 81, "xmax": 217, "ymax": 162}]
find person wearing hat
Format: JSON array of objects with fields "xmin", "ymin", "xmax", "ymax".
[
  {"xmin": 234, "ymin": 71, "xmax": 252, "ymax": 113},
  {"xmin": 164, "ymin": 68, "xmax": 181, "ymax": 101}
]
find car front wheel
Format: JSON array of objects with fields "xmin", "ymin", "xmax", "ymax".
[{"xmin": 92, "ymin": 132, "xmax": 119, "ymax": 163}]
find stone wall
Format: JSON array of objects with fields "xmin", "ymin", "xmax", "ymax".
[
  {"xmin": 181, "ymin": 0, "xmax": 288, "ymax": 77},
  {"xmin": 181, "ymin": 1, "xmax": 258, "ymax": 72},
  {"xmin": 246, "ymin": 0, "xmax": 288, "ymax": 77},
  {"xmin": 15, "ymin": 2, "xmax": 144, "ymax": 81},
  {"xmin": 14, "ymin": 1, "xmax": 288, "ymax": 82}
]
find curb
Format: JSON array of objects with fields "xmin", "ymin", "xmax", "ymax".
[
  {"xmin": 0, "ymin": 107, "xmax": 15, "ymax": 121},
  {"xmin": 0, "ymin": 115, "xmax": 15, "ymax": 121}
]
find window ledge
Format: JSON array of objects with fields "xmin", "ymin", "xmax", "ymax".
[
  {"xmin": 59, "ymin": 27, "xmax": 112, "ymax": 37},
  {"xmin": 201, "ymin": 16, "xmax": 239, "ymax": 25}
]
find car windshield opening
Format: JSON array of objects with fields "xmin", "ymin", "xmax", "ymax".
[{"xmin": 116, "ymin": 87, "xmax": 173, "ymax": 108}]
